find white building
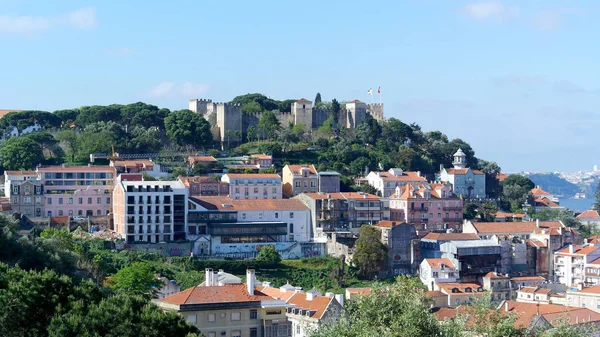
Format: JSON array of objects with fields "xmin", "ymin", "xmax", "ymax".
[
  {"xmin": 366, "ymin": 168, "xmax": 426, "ymax": 198},
  {"xmin": 436, "ymin": 149, "xmax": 486, "ymax": 198},
  {"xmin": 113, "ymin": 179, "xmax": 188, "ymax": 243},
  {"xmin": 578, "ymin": 210, "xmax": 600, "ymax": 229},
  {"xmin": 155, "ymin": 277, "xmax": 181, "ymax": 299},
  {"xmin": 554, "ymin": 244, "xmax": 600, "ymax": 287},
  {"xmin": 567, "ymin": 285, "xmax": 600, "ymax": 313},
  {"xmin": 419, "ymin": 258, "xmax": 458, "ymax": 291},
  {"xmin": 221, "ymin": 173, "xmax": 282, "ymax": 199},
  {"xmin": 516, "ymin": 286, "xmax": 552, "ymax": 304},
  {"xmin": 187, "ymin": 196, "xmax": 312, "ymax": 257},
  {"xmin": 4, "ymin": 170, "xmax": 38, "ymax": 198}
]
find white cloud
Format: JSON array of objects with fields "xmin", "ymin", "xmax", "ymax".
[
  {"xmin": 148, "ymin": 82, "xmax": 209, "ymax": 98},
  {"xmin": 102, "ymin": 47, "xmax": 135, "ymax": 56},
  {"xmin": 463, "ymin": 1, "xmax": 520, "ymax": 21},
  {"xmin": 531, "ymin": 10, "xmax": 563, "ymax": 31},
  {"xmin": 0, "ymin": 7, "xmax": 97, "ymax": 34}
]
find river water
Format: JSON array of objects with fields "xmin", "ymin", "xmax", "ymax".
[{"xmin": 559, "ymin": 198, "xmax": 595, "ymax": 213}]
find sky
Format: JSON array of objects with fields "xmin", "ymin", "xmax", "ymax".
[{"xmin": 0, "ymin": 0, "xmax": 598, "ymax": 173}]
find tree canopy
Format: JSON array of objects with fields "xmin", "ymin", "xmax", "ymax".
[
  {"xmin": 0, "ymin": 136, "xmax": 44, "ymax": 170},
  {"xmin": 353, "ymin": 226, "xmax": 388, "ymax": 279},
  {"xmin": 164, "ymin": 109, "xmax": 212, "ymax": 147}
]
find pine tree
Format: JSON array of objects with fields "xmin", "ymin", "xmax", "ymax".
[{"xmin": 314, "ymin": 92, "xmax": 322, "ymax": 105}]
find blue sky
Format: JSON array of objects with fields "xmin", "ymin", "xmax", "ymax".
[{"xmin": 1, "ymin": 0, "xmax": 598, "ymax": 173}]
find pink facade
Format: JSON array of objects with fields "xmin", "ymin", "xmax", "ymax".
[
  {"xmin": 178, "ymin": 176, "xmax": 229, "ymax": 196},
  {"xmin": 39, "ymin": 165, "xmax": 115, "ymax": 217},
  {"xmin": 389, "ymin": 183, "xmax": 463, "ymax": 232}
]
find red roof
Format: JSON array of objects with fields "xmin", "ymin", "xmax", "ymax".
[
  {"xmin": 425, "ymin": 258, "xmax": 455, "ymax": 269},
  {"xmin": 224, "ymin": 173, "xmax": 280, "ymax": 179},
  {"xmin": 531, "ymin": 186, "xmax": 551, "ymax": 196},
  {"xmin": 484, "ymin": 272, "xmax": 508, "ymax": 279},
  {"xmin": 556, "ymin": 245, "xmax": 599, "ymax": 256},
  {"xmin": 296, "ymin": 98, "xmax": 311, "ymax": 103},
  {"xmin": 372, "ymin": 171, "xmax": 426, "ymax": 182},
  {"xmin": 286, "ymin": 164, "xmax": 317, "ymax": 175},
  {"xmin": 374, "ymin": 220, "xmax": 404, "ymax": 228},
  {"xmin": 578, "ymin": 210, "xmax": 600, "ymax": 219},
  {"xmin": 301, "ymin": 192, "xmax": 382, "ymax": 201},
  {"xmin": 189, "ymin": 155, "xmax": 217, "ymax": 163},
  {"xmin": 535, "ymin": 197, "xmax": 561, "ymax": 208},
  {"xmin": 4, "ymin": 170, "xmax": 37, "ymax": 176},
  {"xmin": 496, "ymin": 173, "xmax": 509, "ymax": 181},
  {"xmin": 444, "ymin": 168, "xmax": 484, "ymax": 175},
  {"xmin": 504, "ymin": 301, "xmax": 600, "ymax": 329},
  {"xmin": 470, "ymin": 221, "xmax": 563, "ymax": 234},
  {"xmin": 346, "ymin": 288, "xmax": 372, "ymax": 296},
  {"xmin": 37, "ymin": 165, "xmax": 115, "ymax": 173},
  {"xmin": 161, "ymin": 284, "xmax": 271, "ymax": 305},
  {"xmin": 422, "ymin": 232, "xmax": 480, "ymax": 241},
  {"xmin": 287, "ymin": 292, "xmax": 334, "ymax": 319},
  {"xmin": 0, "ymin": 109, "xmax": 22, "ymax": 118},
  {"xmin": 190, "ymin": 196, "xmax": 308, "ymax": 211},
  {"xmin": 257, "ymin": 286, "xmax": 297, "ymax": 301},
  {"xmin": 510, "ymin": 276, "xmax": 545, "ymax": 282}
]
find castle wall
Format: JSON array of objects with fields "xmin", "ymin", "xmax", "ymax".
[
  {"xmin": 367, "ymin": 103, "xmax": 384, "ymax": 121},
  {"xmin": 345, "ymin": 102, "xmax": 367, "ymax": 128},
  {"xmin": 312, "ymin": 107, "xmax": 332, "ymax": 129},
  {"xmin": 291, "ymin": 101, "xmax": 313, "ymax": 132},
  {"xmin": 216, "ymin": 103, "xmax": 242, "ymax": 143}
]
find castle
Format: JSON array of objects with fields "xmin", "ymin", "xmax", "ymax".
[{"xmin": 188, "ymin": 97, "xmax": 384, "ymax": 147}]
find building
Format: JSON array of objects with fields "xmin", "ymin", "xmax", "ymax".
[
  {"xmin": 567, "ymin": 285, "xmax": 600, "ymax": 313},
  {"xmin": 189, "ymin": 97, "xmax": 384, "ymax": 148},
  {"xmin": 554, "ymin": 244, "xmax": 600, "ymax": 287},
  {"xmin": 516, "ymin": 286, "xmax": 552, "ymax": 304},
  {"xmin": 374, "ymin": 221, "xmax": 419, "ymax": 275},
  {"xmin": 39, "ymin": 165, "xmax": 116, "ymax": 217},
  {"xmin": 510, "ymin": 276, "xmax": 546, "ymax": 291},
  {"xmin": 345, "ymin": 288, "xmax": 372, "ymax": 300},
  {"xmin": 419, "ymin": 258, "xmax": 459, "ymax": 291},
  {"xmin": 502, "ymin": 300, "xmax": 600, "ymax": 333},
  {"xmin": 5, "ymin": 170, "xmax": 44, "ymax": 217},
  {"xmin": 188, "ymin": 155, "xmax": 218, "ymax": 169},
  {"xmin": 155, "ymin": 269, "xmax": 292, "ymax": 337},
  {"xmin": 295, "ymin": 192, "xmax": 390, "ymax": 239},
  {"xmin": 420, "ymin": 232, "xmax": 480, "ymax": 259},
  {"xmin": 113, "ymin": 179, "xmax": 188, "ymax": 243},
  {"xmin": 435, "ymin": 282, "xmax": 485, "ymax": 307},
  {"xmin": 178, "ymin": 176, "xmax": 229, "ymax": 196},
  {"xmin": 440, "ymin": 239, "xmax": 502, "ymax": 281},
  {"xmin": 531, "ymin": 185, "xmax": 563, "ymax": 211},
  {"xmin": 187, "ymin": 196, "xmax": 312, "ymax": 258},
  {"xmin": 221, "ymin": 174, "xmax": 282, "ymax": 200},
  {"xmin": 155, "ymin": 277, "xmax": 181, "ymax": 300},
  {"xmin": 482, "ymin": 272, "xmax": 511, "ymax": 302},
  {"xmin": 110, "ymin": 159, "xmax": 169, "ymax": 179},
  {"xmin": 389, "ymin": 183, "xmax": 463, "ymax": 232},
  {"xmin": 436, "ymin": 149, "xmax": 485, "ymax": 198},
  {"xmin": 365, "ymin": 168, "xmax": 427, "ymax": 198},
  {"xmin": 281, "ymin": 165, "xmax": 341, "ymax": 198},
  {"xmin": 578, "ymin": 210, "xmax": 600, "ymax": 229},
  {"xmin": 495, "ymin": 211, "xmax": 526, "ymax": 222},
  {"xmin": 258, "ymin": 284, "xmax": 343, "ymax": 337}
]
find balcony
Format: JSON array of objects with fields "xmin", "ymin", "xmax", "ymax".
[
  {"xmin": 555, "ymin": 270, "xmax": 565, "ymax": 276},
  {"xmin": 443, "ymin": 206, "xmax": 463, "ymax": 211},
  {"xmin": 410, "ymin": 207, "xmax": 428, "ymax": 212}
]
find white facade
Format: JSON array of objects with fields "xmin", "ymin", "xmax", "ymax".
[
  {"xmin": 4, "ymin": 170, "xmax": 38, "ymax": 198},
  {"xmin": 419, "ymin": 258, "xmax": 459, "ymax": 291},
  {"xmin": 221, "ymin": 174, "xmax": 282, "ymax": 199},
  {"xmin": 366, "ymin": 168, "xmax": 426, "ymax": 198},
  {"xmin": 567, "ymin": 286, "xmax": 600, "ymax": 313},
  {"xmin": 437, "ymin": 149, "xmax": 486, "ymax": 198},
  {"xmin": 554, "ymin": 245, "xmax": 600, "ymax": 287}
]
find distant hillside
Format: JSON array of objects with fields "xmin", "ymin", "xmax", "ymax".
[{"xmin": 526, "ymin": 173, "xmax": 580, "ymax": 197}]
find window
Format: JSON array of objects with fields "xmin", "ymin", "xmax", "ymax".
[
  {"xmin": 208, "ymin": 313, "xmax": 216, "ymax": 322},
  {"xmin": 88, "ymin": 198, "xmax": 92, "ymax": 204},
  {"xmin": 208, "ymin": 333, "xmax": 216, "ymax": 337},
  {"xmin": 289, "ymin": 223, "xmax": 294, "ymax": 234},
  {"xmin": 58, "ymin": 210, "xmax": 63, "ymax": 216},
  {"xmin": 12, "ymin": 187, "xmax": 18, "ymax": 194},
  {"xmin": 433, "ymin": 272, "xmax": 439, "ymax": 278},
  {"xmin": 242, "ymin": 213, "xmax": 246, "ymax": 220},
  {"xmin": 231, "ymin": 312, "xmax": 241, "ymax": 321},
  {"xmin": 78, "ymin": 198, "xmax": 83, "ymax": 204},
  {"xmin": 47, "ymin": 198, "xmax": 52, "ymax": 205},
  {"xmin": 68, "ymin": 197, "xmax": 73, "ymax": 204},
  {"xmin": 275, "ymin": 212, "xmax": 279, "ymax": 219},
  {"xmin": 290, "ymin": 212, "xmax": 294, "ymax": 218},
  {"xmin": 69, "ymin": 210, "xmax": 73, "ymax": 216},
  {"xmin": 12, "ymin": 197, "xmax": 18, "ymax": 204},
  {"xmin": 107, "ymin": 197, "xmax": 111, "ymax": 204},
  {"xmin": 97, "ymin": 197, "xmax": 101, "ymax": 204},
  {"xmin": 250, "ymin": 328, "xmax": 258, "ymax": 337},
  {"xmin": 220, "ymin": 313, "xmax": 226, "ymax": 318},
  {"xmin": 231, "ymin": 331, "xmax": 241, "ymax": 337},
  {"xmin": 250, "ymin": 309, "xmax": 258, "ymax": 319},
  {"xmin": 25, "ymin": 186, "xmax": 30, "ymax": 193},
  {"xmin": 272, "ymin": 187, "xmax": 277, "ymax": 193},
  {"xmin": 295, "ymin": 181, "xmax": 300, "ymax": 187},
  {"xmin": 59, "ymin": 198, "xmax": 63, "ymax": 205}
]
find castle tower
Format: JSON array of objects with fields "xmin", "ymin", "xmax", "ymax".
[
  {"xmin": 452, "ymin": 148, "xmax": 467, "ymax": 169},
  {"xmin": 345, "ymin": 100, "xmax": 367, "ymax": 129},
  {"xmin": 367, "ymin": 103, "xmax": 385, "ymax": 121},
  {"xmin": 189, "ymin": 99, "xmax": 215, "ymax": 118},
  {"xmin": 291, "ymin": 98, "xmax": 313, "ymax": 132},
  {"xmin": 215, "ymin": 102, "xmax": 242, "ymax": 148}
]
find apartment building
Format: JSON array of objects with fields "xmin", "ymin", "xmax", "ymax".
[
  {"xmin": 113, "ymin": 179, "xmax": 188, "ymax": 243},
  {"xmin": 567, "ymin": 285, "xmax": 600, "ymax": 313},
  {"xmin": 440, "ymin": 239, "xmax": 502, "ymax": 281},
  {"xmin": 258, "ymin": 284, "xmax": 343, "ymax": 337},
  {"xmin": 554, "ymin": 244, "xmax": 600, "ymax": 287},
  {"xmin": 389, "ymin": 183, "xmax": 463, "ymax": 232},
  {"xmin": 221, "ymin": 173, "xmax": 282, "ymax": 199},
  {"xmin": 7, "ymin": 179, "xmax": 44, "ymax": 217},
  {"xmin": 420, "ymin": 232, "xmax": 481, "ymax": 259},
  {"xmin": 110, "ymin": 159, "xmax": 169, "ymax": 179},
  {"xmin": 187, "ymin": 196, "xmax": 311, "ymax": 257},
  {"xmin": 374, "ymin": 221, "xmax": 419, "ymax": 275},
  {"xmin": 482, "ymin": 272, "xmax": 511, "ymax": 302},
  {"xmin": 365, "ymin": 168, "xmax": 427, "ymax": 197},
  {"xmin": 38, "ymin": 165, "xmax": 115, "ymax": 217},
  {"xmin": 295, "ymin": 192, "xmax": 390, "ymax": 239},
  {"xmin": 155, "ymin": 269, "xmax": 292, "ymax": 337},
  {"xmin": 419, "ymin": 258, "xmax": 459, "ymax": 291},
  {"xmin": 281, "ymin": 165, "xmax": 341, "ymax": 197},
  {"xmin": 178, "ymin": 176, "xmax": 229, "ymax": 196},
  {"xmin": 4, "ymin": 170, "xmax": 38, "ymax": 196}
]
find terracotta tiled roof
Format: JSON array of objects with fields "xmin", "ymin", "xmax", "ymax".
[
  {"xmin": 37, "ymin": 165, "xmax": 116, "ymax": 173},
  {"xmin": 495, "ymin": 211, "xmax": 525, "ymax": 219},
  {"xmin": 437, "ymin": 282, "xmax": 483, "ymax": 295},
  {"xmin": 288, "ymin": 292, "xmax": 334, "ymax": 319},
  {"xmin": 535, "ymin": 197, "xmax": 561, "ymax": 208},
  {"xmin": 444, "ymin": 168, "xmax": 484, "ymax": 175},
  {"xmin": 577, "ymin": 210, "xmax": 600, "ymax": 219},
  {"xmin": 111, "ymin": 159, "xmax": 154, "ymax": 167},
  {"xmin": 577, "ymin": 285, "xmax": 600, "ymax": 295},
  {"xmin": 346, "ymin": 288, "xmax": 371, "ymax": 296},
  {"xmin": 178, "ymin": 176, "xmax": 219, "ymax": 184},
  {"xmin": 425, "ymin": 258, "xmax": 455, "ymax": 269},
  {"xmin": 469, "ymin": 221, "xmax": 562, "ymax": 234},
  {"xmin": 556, "ymin": 245, "xmax": 599, "ymax": 256},
  {"xmin": 257, "ymin": 286, "xmax": 298, "ymax": 301},
  {"xmin": 374, "ymin": 220, "xmax": 405, "ymax": 228},
  {"xmin": 4, "ymin": 170, "xmax": 37, "ymax": 176},
  {"xmin": 496, "ymin": 173, "xmax": 509, "ymax": 181},
  {"xmin": 519, "ymin": 286, "xmax": 551, "ymax": 294},
  {"xmin": 0, "ymin": 109, "xmax": 22, "ymax": 118},
  {"xmin": 504, "ymin": 301, "xmax": 600, "ymax": 329},
  {"xmin": 484, "ymin": 272, "xmax": 507, "ymax": 279},
  {"xmin": 372, "ymin": 171, "xmax": 427, "ymax": 182},
  {"xmin": 424, "ymin": 290, "xmax": 445, "ymax": 297},
  {"xmin": 300, "ymin": 192, "xmax": 382, "ymax": 201},
  {"xmin": 296, "ymin": 98, "xmax": 311, "ymax": 103},
  {"xmin": 587, "ymin": 236, "xmax": 600, "ymax": 245},
  {"xmin": 510, "ymin": 276, "xmax": 546, "ymax": 281},
  {"xmin": 286, "ymin": 164, "xmax": 317, "ymax": 175},
  {"xmin": 224, "ymin": 173, "xmax": 280, "ymax": 179},
  {"xmin": 161, "ymin": 284, "xmax": 270, "ymax": 305},
  {"xmin": 0, "ymin": 198, "xmax": 12, "ymax": 212},
  {"xmin": 422, "ymin": 232, "xmax": 480, "ymax": 241},
  {"xmin": 433, "ymin": 307, "xmax": 458, "ymax": 320},
  {"xmin": 527, "ymin": 239, "xmax": 547, "ymax": 248},
  {"xmin": 251, "ymin": 154, "xmax": 272, "ymax": 160},
  {"xmin": 190, "ymin": 196, "xmax": 309, "ymax": 211},
  {"xmin": 531, "ymin": 186, "xmax": 551, "ymax": 196}
]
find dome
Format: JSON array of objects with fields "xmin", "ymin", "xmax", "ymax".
[{"xmin": 454, "ymin": 148, "xmax": 466, "ymax": 157}]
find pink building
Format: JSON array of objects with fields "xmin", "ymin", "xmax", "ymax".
[
  {"xmin": 221, "ymin": 173, "xmax": 282, "ymax": 199},
  {"xmin": 39, "ymin": 165, "xmax": 115, "ymax": 217},
  {"xmin": 389, "ymin": 183, "xmax": 463, "ymax": 232},
  {"xmin": 178, "ymin": 176, "xmax": 229, "ymax": 196}
]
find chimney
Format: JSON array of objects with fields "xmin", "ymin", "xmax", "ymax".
[
  {"xmin": 306, "ymin": 292, "xmax": 315, "ymax": 301},
  {"xmin": 576, "ymin": 316, "xmax": 579, "ymax": 324},
  {"xmin": 505, "ymin": 301, "xmax": 509, "ymax": 312},
  {"xmin": 536, "ymin": 219, "xmax": 540, "ymax": 228},
  {"xmin": 294, "ymin": 287, "xmax": 304, "ymax": 293},
  {"xmin": 205, "ymin": 268, "xmax": 213, "ymax": 286},
  {"xmin": 335, "ymin": 294, "xmax": 345, "ymax": 307},
  {"xmin": 569, "ymin": 245, "xmax": 575, "ymax": 254},
  {"xmin": 417, "ymin": 171, "xmax": 421, "ymax": 177},
  {"xmin": 213, "ymin": 272, "xmax": 218, "ymax": 286},
  {"xmin": 440, "ymin": 164, "xmax": 444, "ymax": 171},
  {"xmin": 246, "ymin": 269, "xmax": 256, "ymax": 294},
  {"xmin": 325, "ymin": 292, "xmax": 334, "ymax": 298}
]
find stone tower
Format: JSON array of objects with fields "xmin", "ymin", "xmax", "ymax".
[
  {"xmin": 189, "ymin": 99, "xmax": 215, "ymax": 118},
  {"xmin": 452, "ymin": 148, "xmax": 467, "ymax": 169},
  {"xmin": 367, "ymin": 103, "xmax": 384, "ymax": 121},
  {"xmin": 345, "ymin": 100, "xmax": 367, "ymax": 129},
  {"xmin": 291, "ymin": 98, "xmax": 313, "ymax": 132},
  {"xmin": 215, "ymin": 102, "xmax": 242, "ymax": 147}
]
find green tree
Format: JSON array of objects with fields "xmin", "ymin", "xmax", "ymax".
[
  {"xmin": 331, "ymin": 98, "xmax": 341, "ymax": 122},
  {"xmin": 479, "ymin": 159, "xmax": 503, "ymax": 198},
  {"xmin": 314, "ymin": 93, "xmax": 322, "ymax": 106},
  {"xmin": 258, "ymin": 110, "xmax": 280, "ymax": 140},
  {"xmin": 355, "ymin": 118, "xmax": 382, "ymax": 145},
  {"xmin": 463, "ymin": 202, "xmax": 478, "ymax": 220},
  {"xmin": 256, "ymin": 245, "xmax": 281, "ymax": 266},
  {"xmin": 24, "ymin": 132, "xmax": 60, "ymax": 158},
  {"xmin": 0, "ymin": 136, "xmax": 43, "ymax": 170},
  {"xmin": 594, "ymin": 183, "xmax": 600, "ymax": 211},
  {"xmin": 53, "ymin": 109, "xmax": 80, "ymax": 125},
  {"xmin": 242, "ymin": 101, "xmax": 262, "ymax": 113},
  {"xmin": 247, "ymin": 125, "xmax": 256, "ymax": 143},
  {"xmin": 480, "ymin": 202, "xmax": 498, "ymax": 222},
  {"xmin": 39, "ymin": 228, "xmax": 74, "ymax": 251},
  {"xmin": 164, "ymin": 109, "xmax": 212, "ymax": 147},
  {"xmin": 55, "ymin": 130, "xmax": 80, "ymax": 163},
  {"xmin": 353, "ymin": 226, "xmax": 388, "ymax": 279},
  {"xmin": 47, "ymin": 294, "xmax": 201, "ymax": 337},
  {"xmin": 76, "ymin": 105, "xmax": 122, "ymax": 126},
  {"xmin": 502, "ymin": 175, "xmax": 535, "ymax": 190},
  {"xmin": 107, "ymin": 262, "xmax": 162, "ymax": 299}
]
